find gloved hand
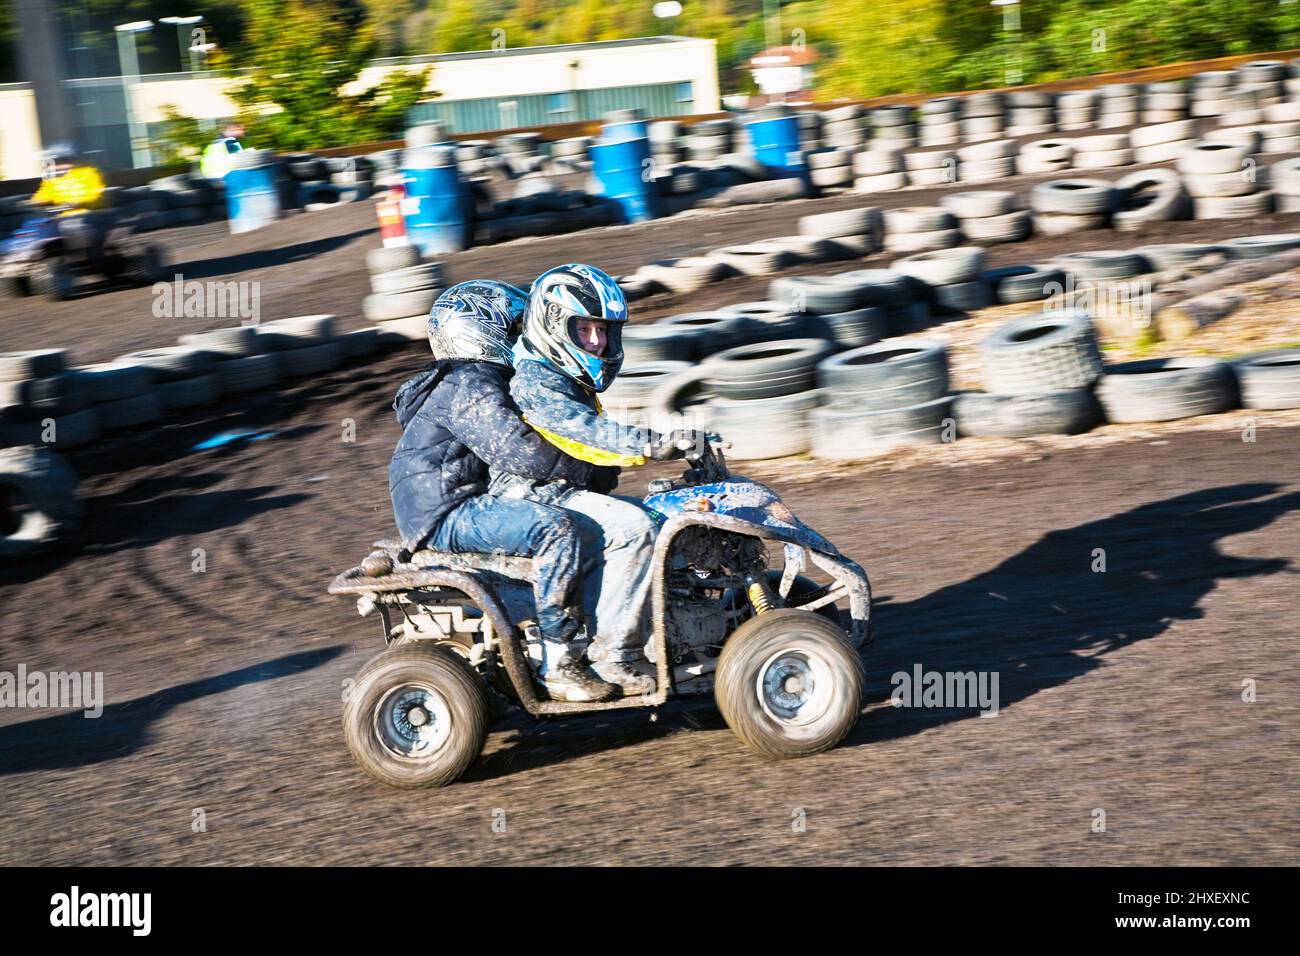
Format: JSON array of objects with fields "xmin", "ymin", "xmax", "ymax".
[{"xmin": 645, "ymin": 429, "xmax": 704, "ymax": 461}]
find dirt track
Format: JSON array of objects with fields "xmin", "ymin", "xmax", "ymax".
[
  {"xmin": 2, "ymin": 163, "xmax": 1300, "ymax": 865},
  {"xmin": 0, "ymin": 344, "xmax": 1297, "ymax": 864}
]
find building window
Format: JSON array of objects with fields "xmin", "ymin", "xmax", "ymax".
[
  {"xmin": 674, "ymin": 81, "xmax": 692, "ymax": 103},
  {"xmin": 547, "ymin": 92, "xmax": 575, "ymax": 115}
]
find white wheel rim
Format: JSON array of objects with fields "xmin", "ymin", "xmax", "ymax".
[
  {"xmin": 756, "ymin": 645, "xmax": 834, "ymax": 726},
  {"xmin": 373, "ymin": 683, "xmax": 453, "ymax": 759}
]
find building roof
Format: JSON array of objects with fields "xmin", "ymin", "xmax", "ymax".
[
  {"xmin": 373, "ymin": 36, "xmax": 706, "ymax": 67},
  {"xmin": 749, "ymin": 45, "xmax": 818, "ymax": 68}
]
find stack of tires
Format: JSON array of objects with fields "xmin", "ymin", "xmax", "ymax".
[
  {"xmin": 145, "ymin": 174, "xmax": 223, "ymax": 227},
  {"xmin": 943, "ymin": 191, "xmax": 1030, "ymax": 245},
  {"xmin": 883, "ymin": 207, "xmax": 961, "ymax": 253},
  {"xmin": 1129, "ymin": 119, "xmax": 1199, "ymax": 164},
  {"xmin": 323, "ymin": 156, "xmax": 375, "ymax": 201},
  {"xmin": 551, "ymin": 135, "xmax": 594, "ymax": 172},
  {"xmin": 1031, "ymin": 179, "xmax": 1115, "ymax": 236},
  {"xmin": 960, "ymin": 92, "xmax": 1005, "ymax": 143},
  {"xmin": 904, "ymin": 149, "xmax": 956, "ymax": 187},
  {"xmin": 1179, "ymin": 142, "xmax": 1271, "ymax": 220},
  {"xmin": 822, "ymin": 105, "xmax": 868, "ymax": 151},
  {"xmin": 699, "ymin": 339, "xmax": 834, "ymax": 460},
  {"xmin": 852, "ymin": 148, "xmax": 907, "ymax": 192},
  {"xmin": 982, "ymin": 264, "xmax": 1064, "ymax": 305},
  {"xmin": 70, "ymin": 360, "xmax": 161, "ymax": 433},
  {"xmin": 495, "ymin": 132, "xmax": 547, "ymax": 177},
  {"xmin": 808, "ymin": 147, "xmax": 855, "ymax": 189},
  {"xmin": 362, "ymin": 247, "xmax": 443, "ymax": 340},
  {"xmin": 1096, "ymin": 84, "xmax": 1140, "ymax": 128},
  {"xmin": 956, "ymin": 310, "xmax": 1103, "ymax": 438},
  {"xmin": 795, "ymin": 110, "xmax": 823, "ymax": 151},
  {"xmin": 957, "ymin": 140, "xmax": 1016, "ymax": 184},
  {"xmin": 1235, "ymin": 60, "xmax": 1289, "ymax": 108},
  {"xmin": 872, "ymin": 105, "xmax": 917, "ymax": 150},
  {"xmin": 1190, "ymin": 71, "xmax": 1248, "ymax": 120},
  {"xmin": 1017, "ymin": 139, "xmax": 1074, "ymax": 175},
  {"xmin": 0, "ymin": 444, "xmax": 83, "ymax": 558},
  {"xmin": 891, "ymin": 247, "xmax": 991, "ymax": 315},
  {"xmin": 1006, "ymin": 91, "xmax": 1056, "ymax": 136},
  {"xmin": 1070, "ymin": 133, "xmax": 1132, "ymax": 170},
  {"xmin": 454, "ymin": 140, "xmax": 495, "ymax": 176},
  {"xmin": 252, "ymin": 315, "xmax": 343, "ymax": 377},
  {"xmin": 798, "ymin": 207, "xmax": 882, "ymax": 258},
  {"xmin": 686, "ymin": 119, "xmax": 735, "ymax": 162},
  {"xmin": 1140, "ymin": 82, "xmax": 1191, "ymax": 124},
  {"xmin": 179, "ymin": 326, "xmax": 280, "ymax": 396},
  {"xmin": 0, "ymin": 350, "xmax": 99, "ymax": 449},
  {"xmin": 116, "ymin": 345, "xmax": 218, "ymax": 412},
  {"xmin": 811, "ymin": 339, "xmax": 952, "ymax": 459},
  {"xmin": 769, "ymin": 273, "xmax": 892, "ymax": 349},
  {"xmin": 1056, "ymin": 91, "xmax": 1097, "ymax": 130},
  {"xmin": 918, "ymin": 97, "xmax": 962, "ymax": 146},
  {"xmin": 1258, "ymin": 104, "xmax": 1300, "ymax": 153}
]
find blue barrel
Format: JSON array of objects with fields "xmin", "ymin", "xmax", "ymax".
[
  {"xmin": 746, "ymin": 115, "xmax": 805, "ymax": 173},
  {"xmin": 591, "ymin": 129, "xmax": 658, "ymax": 224},
  {"xmin": 401, "ymin": 146, "xmax": 469, "ymax": 255},
  {"xmin": 225, "ymin": 153, "xmax": 282, "ymax": 235}
]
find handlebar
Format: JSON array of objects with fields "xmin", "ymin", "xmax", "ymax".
[{"xmin": 683, "ymin": 435, "xmax": 730, "ymax": 484}]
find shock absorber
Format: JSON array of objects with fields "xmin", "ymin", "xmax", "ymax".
[{"xmin": 745, "ymin": 573, "xmax": 774, "ymax": 616}]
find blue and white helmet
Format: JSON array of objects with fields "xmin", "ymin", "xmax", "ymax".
[
  {"xmin": 427, "ymin": 279, "xmax": 529, "ymax": 365},
  {"xmin": 518, "ymin": 264, "xmax": 628, "ymax": 392}
]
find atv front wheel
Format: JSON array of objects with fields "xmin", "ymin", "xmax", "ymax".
[
  {"xmin": 715, "ymin": 609, "xmax": 863, "ymax": 759},
  {"xmin": 30, "ymin": 259, "xmax": 73, "ymax": 300},
  {"xmin": 343, "ymin": 643, "xmax": 489, "ymax": 788}
]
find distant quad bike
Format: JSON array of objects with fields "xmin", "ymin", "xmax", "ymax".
[
  {"xmin": 329, "ymin": 441, "xmax": 874, "ymax": 788},
  {"xmin": 1, "ymin": 206, "xmax": 167, "ymax": 301}
]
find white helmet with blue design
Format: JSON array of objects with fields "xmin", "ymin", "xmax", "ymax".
[
  {"xmin": 518, "ymin": 263, "xmax": 628, "ymax": 392},
  {"xmin": 427, "ymin": 279, "xmax": 528, "ymax": 366}
]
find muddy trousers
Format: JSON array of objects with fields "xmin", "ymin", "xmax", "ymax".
[
  {"xmin": 558, "ymin": 492, "xmax": 657, "ymax": 664},
  {"xmin": 424, "ymin": 496, "xmax": 584, "ymax": 644}
]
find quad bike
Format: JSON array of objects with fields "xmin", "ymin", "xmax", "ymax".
[
  {"xmin": 329, "ymin": 440, "xmax": 873, "ymax": 788},
  {"xmin": 1, "ymin": 205, "xmax": 167, "ymax": 301}
]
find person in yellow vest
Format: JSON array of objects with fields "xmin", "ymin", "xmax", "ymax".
[
  {"xmin": 29, "ymin": 142, "xmax": 112, "ymax": 271},
  {"xmin": 30, "ymin": 142, "xmax": 107, "ymax": 212},
  {"xmin": 200, "ymin": 121, "xmax": 245, "ymax": 181}
]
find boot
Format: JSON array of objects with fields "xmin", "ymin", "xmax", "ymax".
[
  {"xmin": 589, "ymin": 659, "xmax": 657, "ymax": 697},
  {"xmin": 538, "ymin": 640, "xmax": 618, "ymax": 703}
]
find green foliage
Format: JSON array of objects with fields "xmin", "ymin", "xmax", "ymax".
[
  {"xmin": 217, "ymin": 0, "xmax": 430, "ymax": 151},
  {"xmin": 152, "ymin": 104, "xmax": 209, "ymax": 166}
]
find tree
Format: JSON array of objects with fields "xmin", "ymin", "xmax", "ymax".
[{"xmin": 217, "ymin": 0, "xmax": 430, "ymax": 151}]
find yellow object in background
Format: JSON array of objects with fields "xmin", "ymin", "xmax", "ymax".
[{"xmin": 31, "ymin": 166, "xmax": 107, "ymax": 212}]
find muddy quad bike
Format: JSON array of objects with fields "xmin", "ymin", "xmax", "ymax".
[
  {"xmin": 1, "ymin": 206, "xmax": 167, "ymax": 301},
  {"xmin": 329, "ymin": 440, "xmax": 873, "ymax": 789}
]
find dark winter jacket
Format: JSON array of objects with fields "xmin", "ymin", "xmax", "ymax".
[
  {"xmin": 388, "ymin": 360, "xmax": 597, "ymax": 552},
  {"xmin": 488, "ymin": 357, "xmax": 650, "ymax": 504}
]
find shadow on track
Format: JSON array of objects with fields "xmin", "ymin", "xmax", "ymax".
[
  {"xmin": 0, "ymin": 647, "xmax": 344, "ymax": 775},
  {"xmin": 848, "ymin": 481, "xmax": 1300, "ymax": 746},
  {"xmin": 179, "ymin": 228, "xmax": 373, "ymax": 280}
]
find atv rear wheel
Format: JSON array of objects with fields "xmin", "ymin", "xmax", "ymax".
[
  {"xmin": 715, "ymin": 609, "xmax": 863, "ymax": 759},
  {"xmin": 30, "ymin": 259, "xmax": 73, "ymax": 300},
  {"xmin": 2, "ymin": 274, "xmax": 31, "ymax": 297},
  {"xmin": 343, "ymin": 643, "xmax": 489, "ymax": 788},
  {"xmin": 125, "ymin": 244, "xmax": 167, "ymax": 285}
]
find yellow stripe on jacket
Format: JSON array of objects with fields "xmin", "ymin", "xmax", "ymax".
[{"xmin": 524, "ymin": 396, "xmax": 647, "ymax": 467}]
